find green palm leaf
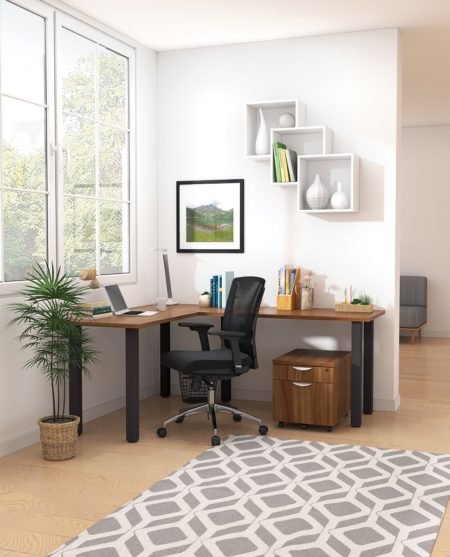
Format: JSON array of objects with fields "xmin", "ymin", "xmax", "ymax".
[{"xmin": 8, "ymin": 261, "xmax": 98, "ymax": 422}]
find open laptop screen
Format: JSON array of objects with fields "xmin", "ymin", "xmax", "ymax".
[{"xmin": 105, "ymin": 284, "xmax": 127, "ymax": 312}]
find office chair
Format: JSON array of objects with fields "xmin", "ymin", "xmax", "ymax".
[{"xmin": 156, "ymin": 276, "xmax": 268, "ymax": 446}]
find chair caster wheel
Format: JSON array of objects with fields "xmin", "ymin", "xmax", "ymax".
[
  {"xmin": 259, "ymin": 425, "xmax": 268, "ymax": 435},
  {"xmin": 326, "ymin": 426, "xmax": 333, "ymax": 432},
  {"xmin": 175, "ymin": 417, "xmax": 184, "ymax": 423},
  {"xmin": 278, "ymin": 421, "xmax": 284, "ymax": 427},
  {"xmin": 233, "ymin": 414, "xmax": 242, "ymax": 422},
  {"xmin": 156, "ymin": 427, "xmax": 167, "ymax": 438},
  {"xmin": 301, "ymin": 424, "xmax": 308, "ymax": 429},
  {"xmin": 211, "ymin": 435, "xmax": 221, "ymax": 446}
]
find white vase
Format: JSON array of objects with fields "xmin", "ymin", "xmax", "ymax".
[
  {"xmin": 255, "ymin": 108, "xmax": 269, "ymax": 155},
  {"xmin": 331, "ymin": 181, "xmax": 348, "ymax": 210},
  {"xmin": 301, "ymin": 288, "xmax": 314, "ymax": 310},
  {"xmin": 305, "ymin": 174, "xmax": 330, "ymax": 210}
]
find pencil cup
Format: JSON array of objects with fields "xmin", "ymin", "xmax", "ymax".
[{"xmin": 155, "ymin": 298, "xmax": 167, "ymax": 311}]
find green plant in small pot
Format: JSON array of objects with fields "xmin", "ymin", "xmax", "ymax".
[
  {"xmin": 198, "ymin": 291, "xmax": 211, "ymax": 307},
  {"xmin": 8, "ymin": 262, "xmax": 98, "ymax": 461}
]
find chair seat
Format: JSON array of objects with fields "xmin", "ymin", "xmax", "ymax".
[
  {"xmin": 400, "ymin": 305, "xmax": 426, "ymax": 328},
  {"xmin": 162, "ymin": 349, "xmax": 251, "ymax": 377}
]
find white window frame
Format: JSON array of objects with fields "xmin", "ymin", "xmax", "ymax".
[
  {"xmin": 0, "ymin": 0, "xmax": 56, "ymax": 295},
  {"xmin": 0, "ymin": 0, "xmax": 136, "ymax": 294},
  {"xmin": 55, "ymin": 14, "xmax": 136, "ymax": 286}
]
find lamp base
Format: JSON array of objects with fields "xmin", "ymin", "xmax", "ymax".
[{"xmin": 166, "ymin": 298, "xmax": 179, "ymax": 306}]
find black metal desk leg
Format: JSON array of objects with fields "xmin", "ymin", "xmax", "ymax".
[
  {"xmin": 221, "ymin": 380, "xmax": 231, "ymax": 403},
  {"xmin": 126, "ymin": 328, "xmax": 140, "ymax": 443},
  {"xmin": 160, "ymin": 322, "xmax": 171, "ymax": 397},
  {"xmin": 363, "ymin": 321, "xmax": 374, "ymax": 414},
  {"xmin": 351, "ymin": 322, "xmax": 363, "ymax": 427},
  {"xmin": 69, "ymin": 326, "xmax": 83, "ymax": 435},
  {"xmin": 219, "ymin": 316, "xmax": 231, "ymax": 402}
]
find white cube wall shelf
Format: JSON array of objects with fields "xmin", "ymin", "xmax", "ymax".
[
  {"xmin": 297, "ymin": 153, "xmax": 359, "ymax": 213},
  {"xmin": 271, "ymin": 126, "xmax": 332, "ymax": 186},
  {"xmin": 245, "ymin": 99, "xmax": 306, "ymax": 160}
]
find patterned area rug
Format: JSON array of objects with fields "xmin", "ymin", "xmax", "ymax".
[{"xmin": 50, "ymin": 435, "xmax": 450, "ymax": 557}]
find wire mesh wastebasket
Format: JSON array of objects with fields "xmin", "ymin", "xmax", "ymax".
[{"xmin": 179, "ymin": 373, "xmax": 210, "ymax": 404}]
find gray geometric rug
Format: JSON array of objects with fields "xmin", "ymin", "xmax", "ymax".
[{"xmin": 49, "ymin": 435, "xmax": 450, "ymax": 557}]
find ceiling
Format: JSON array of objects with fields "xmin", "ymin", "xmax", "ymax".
[{"xmin": 61, "ymin": 0, "xmax": 450, "ymax": 126}]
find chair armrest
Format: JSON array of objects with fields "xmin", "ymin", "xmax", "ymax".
[
  {"xmin": 209, "ymin": 330, "xmax": 245, "ymax": 369},
  {"xmin": 178, "ymin": 322, "xmax": 213, "ymax": 350}
]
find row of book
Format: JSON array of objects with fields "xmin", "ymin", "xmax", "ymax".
[
  {"xmin": 277, "ymin": 266, "xmax": 299, "ymax": 296},
  {"xmin": 210, "ymin": 271, "xmax": 234, "ymax": 308},
  {"xmin": 79, "ymin": 301, "xmax": 113, "ymax": 319},
  {"xmin": 273, "ymin": 141, "xmax": 298, "ymax": 183}
]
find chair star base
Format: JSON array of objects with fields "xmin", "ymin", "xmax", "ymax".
[{"xmin": 157, "ymin": 384, "xmax": 268, "ymax": 446}]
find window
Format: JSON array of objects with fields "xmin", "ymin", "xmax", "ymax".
[{"xmin": 0, "ymin": 0, "xmax": 135, "ymax": 290}]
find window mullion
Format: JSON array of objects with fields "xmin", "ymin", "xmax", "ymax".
[{"xmin": 94, "ymin": 42, "xmax": 101, "ymax": 275}]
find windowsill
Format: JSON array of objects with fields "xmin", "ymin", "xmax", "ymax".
[{"xmin": 0, "ymin": 271, "xmax": 136, "ymax": 298}]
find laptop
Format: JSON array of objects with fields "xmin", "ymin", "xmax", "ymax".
[{"xmin": 105, "ymin": 284, "xmax": 158, "ymax": 316}]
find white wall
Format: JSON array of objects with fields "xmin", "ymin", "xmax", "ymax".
[
  {"xmin": 400, "ymin": 125, "xmax": 450, "ymax": 336},
  {"xmin": 0, "ymin": 44, "xmax": 159, "ymax": 457},
  {"xmin": 157, "ymin": 30, "xmax": 401, "ymax": 410}
]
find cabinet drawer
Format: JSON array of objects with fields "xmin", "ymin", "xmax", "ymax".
[
  {"xmin": 273, "ymin": 379, "xmax": 336, "ymax": 426},
  {"xmin": 273, "ymin": 363, "xmax": 336, "ymax": 383}
]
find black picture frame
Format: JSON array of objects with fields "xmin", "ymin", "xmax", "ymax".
[{"xmin": 176, "ymin": 179, "xmax": 244, "ymax": 253}]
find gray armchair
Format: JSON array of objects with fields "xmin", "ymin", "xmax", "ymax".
[{"xmin": 400, "ymin": 276, "xmax": 427, "ymax": 343}]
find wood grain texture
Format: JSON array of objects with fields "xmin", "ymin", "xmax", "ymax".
[
  {"xmin": 77, "ymin": 304, "xmax": 385, "ymax": 328},
  {"xmin": 273, "ymin": 351, "xmax": 350, "ymax": 426},
  {"xmin": 1, "ymin": 337, "xmax": 450, "ymax": 556}
]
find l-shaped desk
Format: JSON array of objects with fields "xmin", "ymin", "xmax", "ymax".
[{"xmin": 70, "ymin": 305, "xmax": 385, "ymax": 442}]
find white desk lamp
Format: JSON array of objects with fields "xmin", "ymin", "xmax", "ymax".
[{"xmin": 150, "ymin": 248, "xmax": 178, "ymax": 305}]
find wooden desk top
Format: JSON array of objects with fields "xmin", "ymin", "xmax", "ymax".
[{"xmin": 78, "ymin": 304, "xmax": 385, "ymax": 329}]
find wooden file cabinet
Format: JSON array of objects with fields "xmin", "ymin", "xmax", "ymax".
[{"xmin": 273, "ymin": 349, "xmax": 351, "ymax": 430}]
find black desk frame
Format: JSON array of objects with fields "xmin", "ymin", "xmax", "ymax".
[{"xmin": 69, "ymin": 312, "xmax": 377, "ymax": 442}]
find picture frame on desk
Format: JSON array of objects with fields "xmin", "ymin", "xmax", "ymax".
[{"xmin": 176, "ymin": 179, "xmax": 244, "ymax": 253}]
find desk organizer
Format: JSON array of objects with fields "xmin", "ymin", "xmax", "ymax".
[
  {"xmin": 335, "ymin": 302, "xmax": 373, "ymax": 313},
  {"xmin": 277, "ymin": 268, "xmax": 301, "ymax": 310}
]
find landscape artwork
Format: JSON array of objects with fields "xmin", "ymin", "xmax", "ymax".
[{"xmin": 176, "ymin": 180, "xmax": 244, "ymax": 253}]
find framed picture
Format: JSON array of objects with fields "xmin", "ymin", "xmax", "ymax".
[{"xmin": 176, "ymin": 179, "xmax": 244, "ymax": 253}]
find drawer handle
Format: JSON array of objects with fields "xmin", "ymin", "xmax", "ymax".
[
  {"xmin": 293, "ymin": 382, "xmax": 312, "ymax": 387},
  {"xmin": 292, "ymin": 366, "xmax": 313, "ymax": 372}
]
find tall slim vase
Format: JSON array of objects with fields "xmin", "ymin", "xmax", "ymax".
[{"xmin": 255, "ymin": 108, "xmax": 269, "ymax": 155}]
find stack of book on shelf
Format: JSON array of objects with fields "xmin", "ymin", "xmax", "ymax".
[
  {"xmin": 79, "ymin": 301, "xmax": 113, "ymax": 319},
  {"xmin": 210, "ymin": 271, "xmax": 234, "ymax": 308},
  {"xmin": 277, "ymin": 266, "xmax": 301, "ymax": 310},
  {"xmin": 273, "ymin": 141, "xmax": 298, "ymax": 183}
]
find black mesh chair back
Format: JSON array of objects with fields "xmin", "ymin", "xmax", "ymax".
[{"xmin": 222, "ymin": 276, "xmax": 265, "ymax": 368}]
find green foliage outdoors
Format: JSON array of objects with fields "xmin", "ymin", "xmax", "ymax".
[
  {"xmin": 8, "ymin": 262, "xmax": 98, "ymax": 423},
  {"xmin": 2, "ymin": 41, "xmax": 129, "ymax": 281}
]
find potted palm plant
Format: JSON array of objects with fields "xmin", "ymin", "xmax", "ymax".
[{"xmin": 9, "ymin": 262, "xmax": 97, "ymax": 461}]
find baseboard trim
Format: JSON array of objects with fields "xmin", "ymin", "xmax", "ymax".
[
  {"xmin": 0, "ymin": 384, "xmax": 159, "ymax": 458},
  {"xmin": 83, "ymin": 384, "xmax": 159, "ymax": 424},
  {"xmin": 422, "ymin": 330, "xmax": 450, "ymax": 338},
  {"xmin": 373, "ymin": 395, "xmax": 400, "ymax": 411}
]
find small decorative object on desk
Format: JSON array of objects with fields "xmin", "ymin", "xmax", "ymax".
[
  {"xmin": 306, "ymin": 174, "xmax": 330, "ymax": 210},
  {"xmin": 79, "ymin": 268, "xmax": 100, "ymax": 289},
  {"xmin": 199, "ymin": 291, "xmax": 211, "ymax": 307},
  {"xmin": 255, "ymin": 108, "xmax": 269, "ymax": 155},
  {"xmin": 278, "ymin": 112, "xmax": 295, "ymax": 128},
  {"xmin": 335, "ymin": 289, "xmax": 373, "ymax": 312},
  {"xmin": 277, "ymin": 266, "xmax": 300, "ymax": 310},
  {"xmin": 330, "ymin": 181, "xmax": 348, "ymax": 210},
  {"xmin": 300, "ymin": 271, "xmax": 314, "ymax": 310}
]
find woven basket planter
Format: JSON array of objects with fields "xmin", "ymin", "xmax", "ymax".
[{"xmin": 38, "ymin": 415, "xmax": 80, "ymax": 461}]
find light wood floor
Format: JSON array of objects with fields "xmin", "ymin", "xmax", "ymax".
[{"xmin": 2, "ymin": 337, "xmax": 450, "ymax": 556}]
